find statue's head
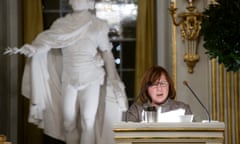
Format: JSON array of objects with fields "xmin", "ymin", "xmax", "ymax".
[{"xmin": 69, "ymin": 0, "xmax": 95, "ymax": 11}]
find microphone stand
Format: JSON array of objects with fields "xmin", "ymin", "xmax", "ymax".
[{"xmin": 183, "ymin": 81, "xmax": 211, "ymax": 123}]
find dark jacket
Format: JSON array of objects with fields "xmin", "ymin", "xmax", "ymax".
[{"xmin": 127, "ymin": 98, "xmax": 192, "ymax": 122}]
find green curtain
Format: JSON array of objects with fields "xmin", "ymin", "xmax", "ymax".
[
  {"xmin": 135, "ymin": 0, "xmax": 156, "ymax": 97},
  {"xmin": 22, "ymin": 0, "xmax": 43, "ymax": 144}
]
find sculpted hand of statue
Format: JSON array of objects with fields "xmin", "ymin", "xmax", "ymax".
[
  {"xmin": 4, "ymin": 47, "xmax": 21, "ymax": 55},
  {"xmin": 4, "ymin": 44, "xmax": 50, "ymax": 57},
  {"xmin": 4, "ymin": 44, "xmax": 36, "ymax": 57}
]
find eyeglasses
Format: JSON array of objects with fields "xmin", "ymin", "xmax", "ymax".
[{"xmin": 149, "ymin": 81, "xmax": 169, "ymax": 88}]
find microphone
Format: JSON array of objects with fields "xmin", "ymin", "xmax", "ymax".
[{"xmin": 183, "ymin": 81, "xmax": 211, "ymax": 122}]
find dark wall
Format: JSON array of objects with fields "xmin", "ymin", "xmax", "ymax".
[
  {"xmin": 0, "ymin": 0, "xmax": 24, "ymax": 144},
  {"xmin": 0, "ymin": 0, "xmax": 11, "ymax": 137}
]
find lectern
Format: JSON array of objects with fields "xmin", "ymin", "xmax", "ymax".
[{"xmin": 113, "ymin": 122, "xmax": 225, "ymax": 144}]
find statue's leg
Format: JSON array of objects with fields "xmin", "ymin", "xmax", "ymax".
[
  {"xmin": 78, "ymin": 83, "xmax": 100, "ymax": 144},
  {"xmin": 62, "ymin": 84, "xmax": 79, "ymax": 144}
]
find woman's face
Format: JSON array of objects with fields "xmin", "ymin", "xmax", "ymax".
[{"xmin": 147, "ymin": 74, "xmax": 169, "ymax": 106}]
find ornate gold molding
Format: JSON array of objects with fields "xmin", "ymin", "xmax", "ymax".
[{"xmin": 169, "ymin": 0, "xmax": 202, "ymax": 73}]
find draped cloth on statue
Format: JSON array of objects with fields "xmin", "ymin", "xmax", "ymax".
[
  {"xmin": 21, "ymin": 11, "xmax": 128, "ymax": 142},
  {"xmin": 22, "ymin": 50, "xmax": 64, "ymax": 140}
]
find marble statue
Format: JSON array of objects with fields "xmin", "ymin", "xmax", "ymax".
[{"xmin": 4, "ymin": 0, "xmax": 128, "ymax": 144}]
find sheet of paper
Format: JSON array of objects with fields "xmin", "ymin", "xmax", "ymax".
[{"xmin": 157, "ymin": 109, "xmax": 193, "ymax": 122}]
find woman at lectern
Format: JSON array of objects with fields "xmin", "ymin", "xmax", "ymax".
[{"xmin": 127, "ymin": 65, "xmax": 192, "ymax": 122}]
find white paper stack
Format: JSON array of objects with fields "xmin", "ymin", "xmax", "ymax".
[{"xmin": 157, "ymin": 108, "xmax": 194, "ymax": 122}]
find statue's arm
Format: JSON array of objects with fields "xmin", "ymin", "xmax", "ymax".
[
  {"xmin": 4, "ymin": 40, "xmax": 52, "ymax": 57},
  {"xmin": 4, "ymin": 44, "xmax": 35, "ymax": 57},
  {"xmin": 101, "ymin": 51, "xmax": 120, "ymax": 80}
]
